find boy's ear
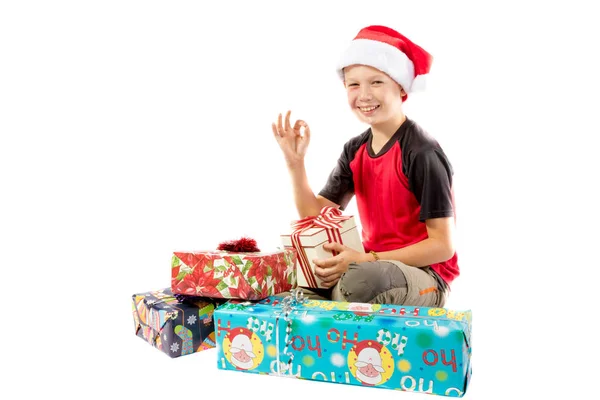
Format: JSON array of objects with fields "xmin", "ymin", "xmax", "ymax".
[{"xmin": 400, "ymin": 86, "xmax": 407, "ymax": 96}]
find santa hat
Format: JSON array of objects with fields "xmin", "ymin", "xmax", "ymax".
[
  {"xmin": 336, "ymin": 25, "xmax": 433, "ymax": 101},
  {"xmin": 355, "ymin": 340, "xmax": 383, "ymax": 364},
  {"xmin": 357, "ymin": 347, "xmax": 382, "ymax": 364},
  {"xmin": 229, "ymin": 329, "xmax": 253, "ymax": 349}
]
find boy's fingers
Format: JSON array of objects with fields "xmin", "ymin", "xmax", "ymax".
[
  {"xmin": 293, "ymin": 120, "xmax": 302, "ymax": 135},
  {"xmin": 272, "ymin": 123, "xmax": 282, "ymax": 140},
  {"xmin": 315, "ymin": 266, "xmax": 337, "ymax": 279},
  {"xmin": 324, "ymin": 242, "xmax": 344, "ymax": 252},
  {"xmin": 303, "ymin": 122, "xmax": 310, "ymax": 141},
  {"xmin": 294, "ymin": 120, "xmax": 309, "ymax": 137},
  {"xmin": 317, "ymin": 255, "xmax": 343, "ymax": 268},
  {"xmin": 320, "ymin": 275, "xmax": 341, "ymax": 288},
  {"xmin": 277, "ymin": 113, "xmax": 284, "ymax": 136},
  {"xmin": 285, "ymin": 110, "xmax": 292, "ymax": 131},
  {"xmin": 313, "ymin": 258, "xmax": 331, "ymax": 267}
]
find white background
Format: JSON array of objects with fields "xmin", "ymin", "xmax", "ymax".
[{"xmin": 1, "ymin": 1, "xmax": 598, "ymax": 399}]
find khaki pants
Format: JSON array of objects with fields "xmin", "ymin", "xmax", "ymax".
[
  {"xmin": 278, "ymin": 260, "xmax": 447, "ymax": 307},
  {"xmin": 332, "ymin": 260, "xmax": 447, "ymax": 307}
]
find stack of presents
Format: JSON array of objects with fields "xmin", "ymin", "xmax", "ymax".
[{"xmin": 132, "ymin": 207, "xmax": 473, "ymax": 397}]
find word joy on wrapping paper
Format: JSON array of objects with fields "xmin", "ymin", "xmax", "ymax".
[{"xmin": 215, "ymin": 298, "xmax": 470, "ymax": 396}]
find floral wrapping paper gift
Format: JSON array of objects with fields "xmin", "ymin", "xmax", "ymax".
[
  {"xmin": 171, "ymin": 248, "xmax": 297, "ymax": 300},
  {"xmin": 214, "ymin": 291, "xmax": 472, "ymax": 397}
]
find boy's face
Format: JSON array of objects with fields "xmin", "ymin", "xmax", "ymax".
[{"xmin": 343, "ymin": 65, "xmax": 405, "ymax": 126}]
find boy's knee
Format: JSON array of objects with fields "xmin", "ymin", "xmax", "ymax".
[{"xmin": 334, "ymin": 261, "xmax": 407, "ymax": 303}]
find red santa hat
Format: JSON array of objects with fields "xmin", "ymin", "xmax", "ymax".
[
  {"xmin": 354, "ymin": 340, "xmax": 383, "ymax": 365},
  {"xmin": 336, "ymin": 25, "xmax": 433, "ymax": 101},
  {"xmin": 230, "ymin": 328, "xmax": 253, "ymax": 344}
]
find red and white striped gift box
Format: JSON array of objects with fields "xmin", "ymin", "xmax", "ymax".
[{"xmin": 280, "ymin": 207, "xmax": 364, "ymax": 289}]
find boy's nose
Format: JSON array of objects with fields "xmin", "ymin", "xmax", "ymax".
[{"xmin": 359, "ymin": 88, "xmax": 373, "ymax": 100}]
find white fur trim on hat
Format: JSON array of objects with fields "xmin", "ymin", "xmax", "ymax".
[
  {"xmin": 336, "ymin": 39, "xmax": 416, "ymax": 93},
  {"xmin": 357, "ymin": 347, "xmax": 382, "ymax": 365},
  {"xmin": 231, "ymin": 334, "xmax": 252, "ymax": 350}
]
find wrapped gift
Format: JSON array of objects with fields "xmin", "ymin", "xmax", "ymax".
[
  {"xmin": 132, "ymin": 287, "xmax": 220, "ymax": 358},
  {"xmin": 214, "ymin": 291, "xmax": 472, "ymax": 397},
  {"xmin": 280, "ymin": 206, "xmax": 365, "ymax": 288},
  {"xmin": 171, "ymin": 238, "xmax": 297, "ymax": 300}
]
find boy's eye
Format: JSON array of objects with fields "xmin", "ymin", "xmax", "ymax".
[
  {"xmin": 347, "ymin": 83, "xmax": 359, "ymax": 87},
  {"xmin": 373, "ymin": 80, "xmax": 383, "ymax": 84}
]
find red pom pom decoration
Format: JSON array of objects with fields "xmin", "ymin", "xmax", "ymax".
[{"xmin": 217, "ymin": 237, "xmax": 261, "ymax": 252}]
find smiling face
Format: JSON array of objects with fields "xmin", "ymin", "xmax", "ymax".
[
  {"xmin": 229, "ymin": 334, "xmax": 256, "ymax": 370},
  {"xmin": 344, "ymin": 64, "xmax": 406, "ymax": 127}
]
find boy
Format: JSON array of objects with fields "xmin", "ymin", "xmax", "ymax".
[{"xmin": 272, "ymin": 25, "xmax": 458, "ymax": 307}]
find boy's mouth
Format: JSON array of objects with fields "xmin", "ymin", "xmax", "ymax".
[{"xmin": 358, "ymin": 105, "xmax": 380, "ymax": 115}]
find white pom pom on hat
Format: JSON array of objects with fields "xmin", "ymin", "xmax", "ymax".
[{"xmin": 336, "ymin": 25, "xmax": 433, "ymax": 101}]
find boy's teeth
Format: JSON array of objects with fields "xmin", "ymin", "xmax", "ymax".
[{"xmin": 360, "ymin": 106, "xmax": 378, "ymax": 112}]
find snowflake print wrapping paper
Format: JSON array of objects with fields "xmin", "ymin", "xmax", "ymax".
[{"xmin": 132, "ymin": 287, "xmax": 222, "ymax": 358}]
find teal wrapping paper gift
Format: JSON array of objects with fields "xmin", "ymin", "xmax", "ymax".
[{"xmin": 214, "ymin": 292, "xmax": 472, "ymax": 397}]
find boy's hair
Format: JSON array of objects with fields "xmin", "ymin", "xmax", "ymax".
[{"xmin": 336, "ymin": 25, "xmax": 433, "ymax": 102}]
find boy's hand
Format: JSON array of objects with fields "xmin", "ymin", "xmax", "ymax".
[
  {"xmin": 313, "ymin": 242, "xmax": 363, "ymax": 288},
  {"xmin": 272, "ymin": 110, "xmax": 311, "ymax": 167}
]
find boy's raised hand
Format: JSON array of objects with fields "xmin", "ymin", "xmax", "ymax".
[{"xmin": 272, "ymin": 110, "xmax": 311, "ymax": 167}]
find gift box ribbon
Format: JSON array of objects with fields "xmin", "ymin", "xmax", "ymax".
[
  {"xmin": 290, "ymin": 206, "xmax": 351, "ymax": 287},
  {"xmin": 274, "ymin": 288, "xmax": 306, "ymax": 376}
]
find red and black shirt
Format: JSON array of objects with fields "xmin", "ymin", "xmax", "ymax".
[{"xmin": 318, "ymin": 118, "xmax": 459, "ymax": 286}]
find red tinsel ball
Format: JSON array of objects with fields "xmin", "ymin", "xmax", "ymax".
[{"xmin": 217, "ymin": 237, "xmax": 261, "ymax": 252}]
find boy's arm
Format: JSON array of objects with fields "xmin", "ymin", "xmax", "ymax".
[
  {"xmin": 288, "ymin": 161, "xmax": 340, "ymax": 218},
  {"xmin": 316, "ymin": 217, "xmax": 454, "ymax": 287},
  {"xmin": 358, "ymin": 216, "xmax": 455, "ymax": 266}
]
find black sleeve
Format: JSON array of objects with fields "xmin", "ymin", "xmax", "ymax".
[
  {"xmin": 318, "ymin": 144, "xmax": 355, "ymax": 211},
  {"xmin": 408, "ymin": 148, "xmax": 454, "ymax": 222}
]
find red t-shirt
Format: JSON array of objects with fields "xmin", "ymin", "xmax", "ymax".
[{"xmin": 318, "ymin": 118, "xmax": 459, "ymax": 286}]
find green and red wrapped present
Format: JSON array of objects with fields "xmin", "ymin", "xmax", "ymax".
[
  {"xmin": 214, "ymin": 290, "xmax": 472, "ymax": 397},
  {"xmin": 171, "ymin": 237, "xmax": 297, "ymax": 300},
  {"xmin": 131, "ymin": 287, "xmax": 220, "ymax": 358}
]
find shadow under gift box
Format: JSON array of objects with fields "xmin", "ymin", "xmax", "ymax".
[
  {"xmin": 171, "ymin": 248, "xmax": 298, "ymax": 300},
  {"xmin": 213, "ymin": 296, "xmax": 472, "ymax": 397},
  {"xmin": 131, "ymin": 288, "xmax": 222, "ymax": 358}
]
